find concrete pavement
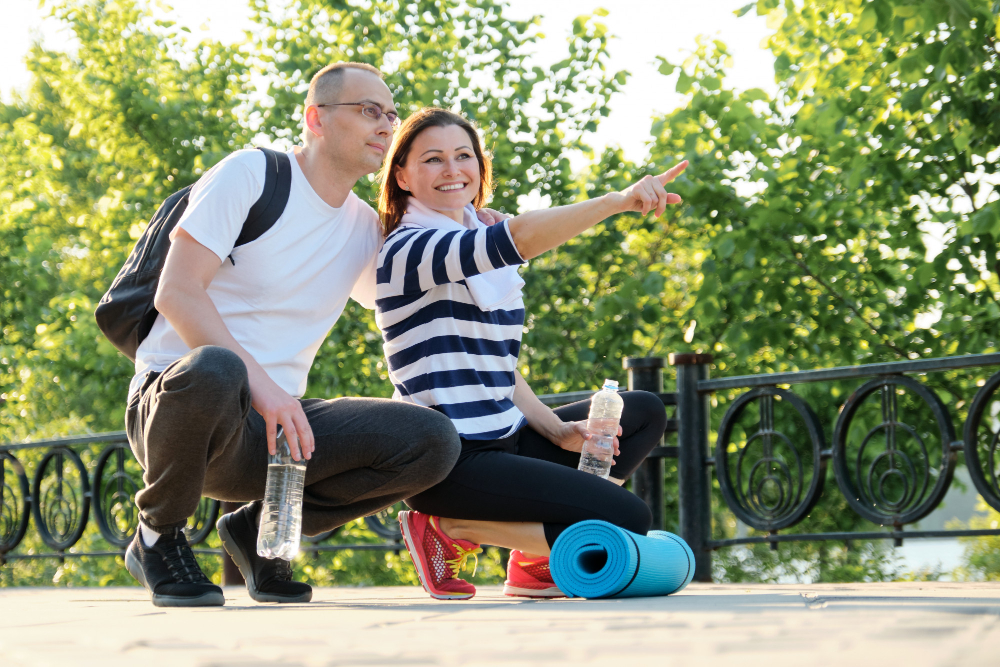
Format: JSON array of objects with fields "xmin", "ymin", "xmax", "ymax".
[{"xmin": 1, "ymin": 583, "xmax": 999, "ymax": 666}]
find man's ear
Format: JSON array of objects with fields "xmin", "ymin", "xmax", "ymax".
[{"xmin": 304, "ymin": 105, "xmax": 324, "ymax": 140}]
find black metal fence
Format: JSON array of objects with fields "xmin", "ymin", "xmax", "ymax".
[
  {"xmin": 670, "ymin": 352, "xmax": 1000, "ymax": 581},
  {"xmin": 3, "ymin": 353, "xmax": 1000, "ymax": 583},
  {"xmin": 0, "ymin": 432, "xmax": 406, "ymax": 571}
]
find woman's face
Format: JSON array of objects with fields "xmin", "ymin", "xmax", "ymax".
[{"xmin": 394, "ymin": 124, "xmax": 480, "ymax": 216}]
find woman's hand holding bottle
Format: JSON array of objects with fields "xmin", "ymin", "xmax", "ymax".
[{"xmin": 548, "ymin": 420, "xmax": 621, "ymax": 457}]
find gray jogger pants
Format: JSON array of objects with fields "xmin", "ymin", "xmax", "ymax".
[{"xmin": 125, "ymin": 346, "xmax": 461, "ymax": 535}]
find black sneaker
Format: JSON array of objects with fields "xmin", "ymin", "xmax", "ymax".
[
  {"xmin": 125, "ymin": 526, "xmax": 225, "ymax": 607},
  {"xmin": 217, "ymin": 501, "xmax": 313, "ymax": 603}
]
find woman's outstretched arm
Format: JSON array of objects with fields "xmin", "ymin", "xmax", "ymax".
[{"xmin": 508, "ymin": 161, "xmax": 687, "ymax": 260}]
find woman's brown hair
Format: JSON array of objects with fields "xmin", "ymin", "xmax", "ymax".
[{"xmin": 377, "ymin": 107, "xmax": 493, "ymax": 237}]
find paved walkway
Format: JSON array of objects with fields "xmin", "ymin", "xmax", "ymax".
[{"xmin": 2, "ymin": 583, "xmax": 999, "ymax": 666}]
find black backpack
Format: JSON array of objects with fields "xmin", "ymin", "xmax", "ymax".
[{"xmin": 96, "ymin": 147, "xmax": 292, "ymax": 361}]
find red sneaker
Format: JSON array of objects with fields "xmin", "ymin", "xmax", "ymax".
[
  {"xmin": 503, "ymin": 550, "xmax": 566, "ymax": 598},
  {"xmin": 398, "ymin": 511, "xmax": 481, "ymax": 600}
]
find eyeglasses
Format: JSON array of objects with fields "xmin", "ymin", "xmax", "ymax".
[{"xmin": 315, "ymin": 102, "xmax": 400, "ymax": 128}]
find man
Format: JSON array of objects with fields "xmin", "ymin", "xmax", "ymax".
[{"xmin": 123, "ymin": 63, "xmax": 468, "ymax": 607}]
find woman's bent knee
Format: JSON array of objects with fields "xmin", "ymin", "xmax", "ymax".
[
  {"xmin": 619, "ymin": 493, "xmax": 654, "ymax": 535},
  {"xmin": 625, "ymin": 390, "xmax": 668, "ymax": 434}
]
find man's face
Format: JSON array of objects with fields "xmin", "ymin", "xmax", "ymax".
[{"xmin": 313, "ymin": 70, "xmax": 397, "ymax": 176}]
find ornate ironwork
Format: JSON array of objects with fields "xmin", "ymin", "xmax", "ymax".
[
  {"xmin": 365, "ymin": 503, "xmax": 404, "ymax": 540},
  {"xmin": 31, "ymin": 447, "xmax": 91, "ymax": 551},
  {"xmin": 963, "ymin": 370, "xmax": 1000, "ymax": 513},
  {"xmin": 93, "ymin": 443, "xmax": 142, "ymax": 548},
  {"xmin": 303, "ymin": 504, "xmax": 404, "ymax": 543},
  {"xmin": 301, "ymin": 528, "xmax": 338, "ymax": 544},
  {"xmin": 832, "ymin": 376, "xmax": 956, "ymax": 526},
  {"xmin": 5, "ymin": 351, "xmax": 999, "ymax": 581},
  {"xmin": 0, "ymin": 452, "xmax": 31, "ymax": 555},
  {"xmin": 186, "ymin": 497, "xmax": 220, "ymax": 545},
  {"xmin": 715, "ymin": 387, "xmax": 827, "ymax": 532}
]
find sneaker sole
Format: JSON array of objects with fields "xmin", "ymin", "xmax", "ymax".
[
  {"xmin": 216, "ymin": 513, "xmax": 313, "ymax": 604},
  {"xmin": 398, "ymin": 513, "xmax": 474, "ymax": 601},
  {"xmin": 124, "ymin": 548, "xmax": 225, "ymax": 608},
  {"xmin": 503, "ymin": 583, "xmax": 567, "ymax": 599}
]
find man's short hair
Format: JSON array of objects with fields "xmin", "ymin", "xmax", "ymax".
[{"xmin": 304, "ymin": 62, "xmax": 383, "ymax": 108}]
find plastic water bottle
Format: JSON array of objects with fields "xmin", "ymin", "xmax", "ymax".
[
  {"xmin": 257, "ymin": 430, "xmax": 307, "ymax": 560},
  {"xmin": 578, "ymin": 379, "xmax": 624, "ymax": 479}
]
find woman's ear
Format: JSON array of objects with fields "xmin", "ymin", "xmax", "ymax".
[{"xmin": 394, "ymin": 166, "xmax": 410, "ymax": 192}]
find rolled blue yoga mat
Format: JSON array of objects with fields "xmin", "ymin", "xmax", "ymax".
[{"xmin": 550, "ymin": 520, "xmax": 695, "ymax": 599}]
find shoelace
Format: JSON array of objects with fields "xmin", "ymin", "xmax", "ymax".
[
  {"xmin": 446, "ymin": 543, "xmax": 483, "ymax": 579},
  {"xmin": 159, "ymin": 530, "xmax": 211, "ymax": 584}
]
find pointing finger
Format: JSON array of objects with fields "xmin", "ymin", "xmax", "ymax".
[{"xmin": 656, "ymin": 160, "xmax": 689, "ymax": 186}]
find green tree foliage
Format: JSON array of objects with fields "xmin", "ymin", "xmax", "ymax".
[
  {"xmin": 1, "ymin": 0, "xmax": 252, "ymax": 439},
  {"xmin": 645, "ymin": 0, "xmax": 999, "ymax": 580},
  {"xmin": 953, "ymin": 501, "xmax": 1000, "ymax": 580},
  {"xmin": 655, "ymin": 0, "xmax": 999, "ymax": 370}
]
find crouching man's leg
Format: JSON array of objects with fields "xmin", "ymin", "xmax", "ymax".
[
  {"xmin": 297, "ymin": 397, "xmax": 461, "ymax": 534},
  {"xmin": 125, "ymin": 346, "xmax": 252, "ymax": 607},
  {"xmin": 214, "ymin": 397, "xmax": 460, "ymax": 597}
]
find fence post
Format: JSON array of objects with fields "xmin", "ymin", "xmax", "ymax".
[
  {"xmin": 670, "ymin": 352, "xmax": 714, "ymax": 582},
  {"xmin": 220, "ymin": 501, "xmax": 246, "ymax": 587},
  {"xmin": 623, "ymin": 357, "xmax": 665, "ymax": 531}
]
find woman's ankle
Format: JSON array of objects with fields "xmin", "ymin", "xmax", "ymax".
[{"xmin": 437, "ymin": 517, "xmax": 476, "ymax": 543}]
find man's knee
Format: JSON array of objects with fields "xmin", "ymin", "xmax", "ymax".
[
  {"xmin": 167, "ymin": 346, "xmax": 248, "ymax": 396},
  {"xmin": 404, "ymin": 409, "xmax": 461, "ymax": 487}
]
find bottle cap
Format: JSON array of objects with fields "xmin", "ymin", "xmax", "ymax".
[{"xmin": 603, "ymin": 379, "xmax": 619, "ymax": 391}]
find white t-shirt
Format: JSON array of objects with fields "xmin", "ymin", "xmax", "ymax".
[{"xmin": 128, "ymin": 147, "xmax": 380, "ymax": 399}]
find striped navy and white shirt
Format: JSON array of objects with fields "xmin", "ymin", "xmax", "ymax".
[{"xmin": 375, "ymin": 219, "xmax": 527, "ymax": 440}]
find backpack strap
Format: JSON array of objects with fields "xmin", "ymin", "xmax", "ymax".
[{"xmin": 230, "ymin": 147, "xmax": 292, "ymax": 263}]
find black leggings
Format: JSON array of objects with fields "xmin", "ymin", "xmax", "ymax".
[{"xmin": 405, "ymin": 390, "xmax": 667, "ymax": 547}]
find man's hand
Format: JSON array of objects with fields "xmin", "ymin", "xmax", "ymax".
[
  {"xmin": 549, "ymin": 420, "xmax": 622, "ymax": 458},
  {"xmin": 476, "ymin": 207, "xmax": 511, "ymax": 226},
  {"xmin": 250, "ymin": 370, "xmax": 315, "ymax": 462},
  {"xmin": 612, "ymin": 160, "xmax": 688, "ymax": 218}
]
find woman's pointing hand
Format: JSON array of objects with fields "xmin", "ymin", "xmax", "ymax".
[{"xmin": 613, "ymin": 160, "xmax": 688, "ymax": 218}]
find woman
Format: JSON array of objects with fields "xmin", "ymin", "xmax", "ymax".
[{"xmin": 375, "ymin": 108, "xmax": 686, "ymax": 600}]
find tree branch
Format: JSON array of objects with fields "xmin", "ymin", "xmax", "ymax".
[{"xmin": 777, "ymin": 244, "xmax": 908, "ymax": 358}]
